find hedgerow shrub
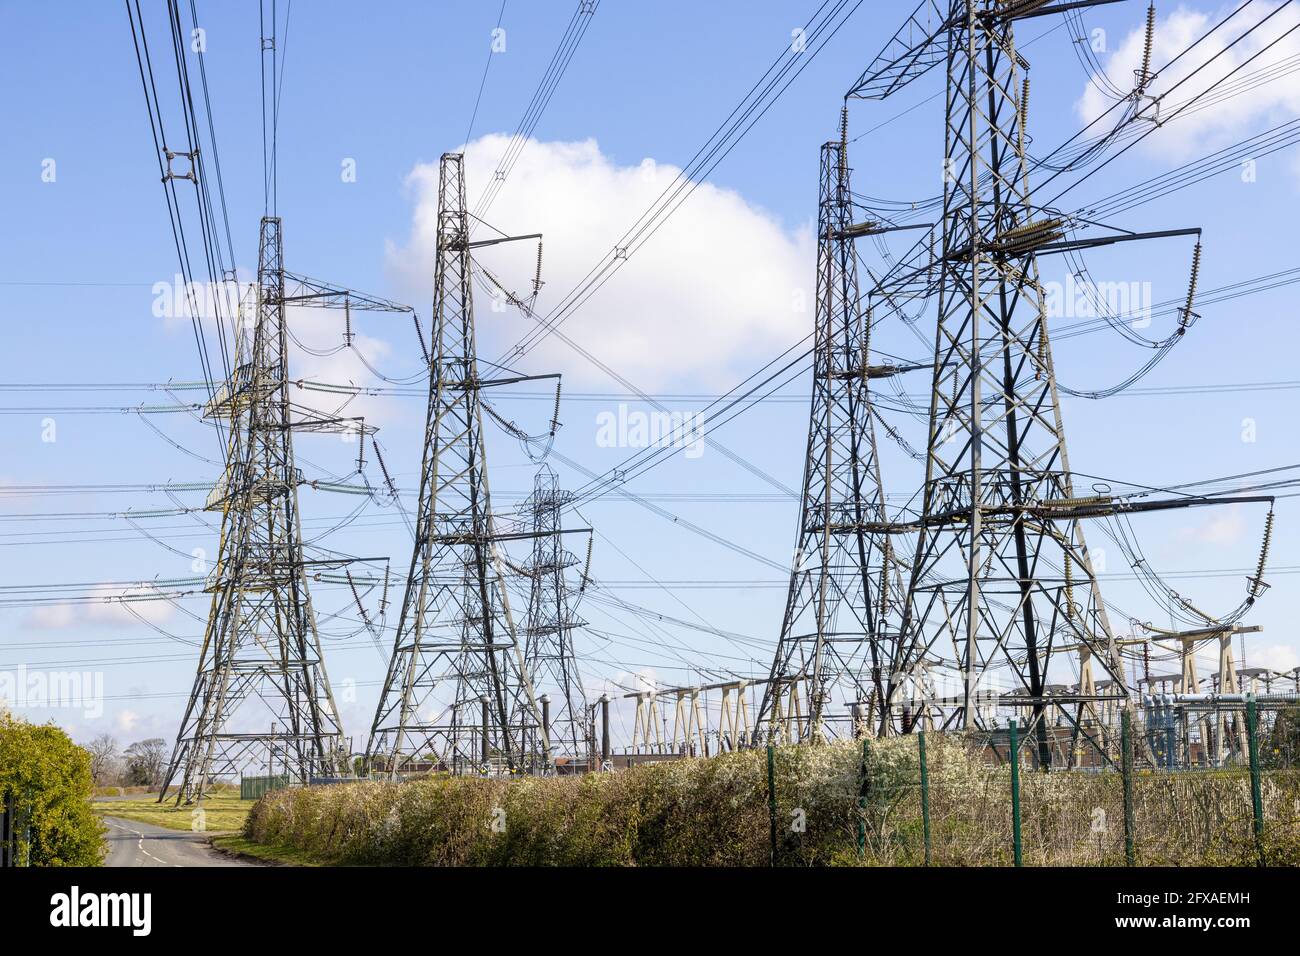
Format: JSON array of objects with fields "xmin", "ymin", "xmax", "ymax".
[
  {"xmin": 0, "ymin": 713, "xmax": 105, "ymax": 866},
  {"xmin": 243, "ymin": 737, "xmax": 1300, "ymax": 866}
]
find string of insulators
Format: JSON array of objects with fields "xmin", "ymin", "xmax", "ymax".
[
  {"xmin": 1249, "ymin": 509, "xmax": 1274, "ymax": 599},
  {"xmin": 532, "ymin": 241, "xmax": 544, "ymax": 297},
  {"xmin": 413, "ymin": 313, "xmax": 431, "ymax": 365},
  {"xmin": 501, "ymin": 554, "xmax": 537, "ymax": 579},
  {"xmin": 372, "ymin": 437, "xmax": 398, "ymax": 498},
  {"xmin": 1018, "ymin": 77, "xmax": 1030, "ymax": 149},
  {"xmin": 346, "ymin": 570, "xmax": 375, "ymax": 633},
  {"xmin": 379, "ymin": 565, "xmax": 390, "ymax": 617},
  {"xmin": 1179, "ymin": 241, "xmax": 1202, "ymax": 328},
  {"xmin": 865, "ymin": 300, "xmax": 876, "ymax": 365},
  {"xmin": 992, "ymin": 216, "xmax": 1064, "ymax": 254},
  {"xmin": 1040, "ymin": 494, "xmax": 1112, "ymax": 509},
  {"xmin": 839, "ymin": 105, "xmax": 849, "ymax": 175},
  {"xmin": 876, "ymin": 553, "xmax": 891, "ymax": 616},
  {"xmin": 1063, "ymin": 549, "xmax": 1075, "ymax": 619},
  {"xmin": 1137, "ymin": 4, "xmax": 1156, "ymax": 92},
  {"xmin": 550, "ymin": 380, "xmax": 562, "ymax": 436},
  {"xmin": 998, "ymin": 0, "xmax": 1054, "ymax": 18},
  {"xmin": 879, "ymin": 414, "xmax": 921, "ymax": 460},
  {"xmin": 579, "ymin": 535, "xmax": 594, "ymax": 592},
  {"xmin": 344, "ymin": 296, "xmax": 353, "ymax": 345},
  {"xmin": 1036, "ymin": 300, "xmax": 1048, "ymax": 375}
]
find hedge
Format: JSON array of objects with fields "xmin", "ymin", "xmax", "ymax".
[
  {"xmin": 0, "ymin": 713, "xmax": 106, "ymax": 866},
  {"xmin": 244, "ymin": 736, "xmax": 1300, "ymax": 866}
]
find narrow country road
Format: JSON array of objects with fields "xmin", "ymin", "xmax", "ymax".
[{"xmin": 101, "ymin": 816, "xmax": 255, "ymax": 867}]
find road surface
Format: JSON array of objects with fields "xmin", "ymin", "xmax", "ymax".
[{"xmin": 101, "ymin": 816, "xmax": 255, "ymax": 867}]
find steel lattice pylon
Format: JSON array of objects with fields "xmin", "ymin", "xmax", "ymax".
[
  {"xmin": 515, "ymin": 465, "xmax": 591, "ymax": 765},
  {"xmin": 367, "ymin": 153, "xmax": 545, "ymax": 776},
  {"xmin": 872, "ymin": 0, "xmax": 1128, "ymax": 762},
  {"xmin": 755, "ymin": 136, "xmax": 906, "ymax": 744},
  {"xmin": 160, "ymin": 217, "xmax": 346, "ymax": 803}
]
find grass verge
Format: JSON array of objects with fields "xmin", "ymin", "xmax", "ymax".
[
  {"xmin": 93, "ymin": 789, "xmax": 250, "ymax": 832},
  {"xmin": 210, "ymin": 834, "xmax": 321, "ymax": 866}
]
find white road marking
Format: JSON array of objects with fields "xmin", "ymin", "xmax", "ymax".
[{"xmin": 106, "ymin": 818, "xmax": 182, "ymax": 867}]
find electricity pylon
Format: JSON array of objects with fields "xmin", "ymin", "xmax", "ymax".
[
  {"xmin": 847, "ymin": 0, "xmax": 1234, "ymax": 764},
  {"xmin": 515, "ymin": 465, "xmax": 591, "ymax": 765},
  {"xmin": 161, "ymin": 217, "xmax": 345, "ymax": 802},
  {"xmin": 367, "ymin": 152, "xmax": 546, "ymax": 776},
  {"xmin": 756, "ymin": 130, "xmax": 909, "ymax": 743}
]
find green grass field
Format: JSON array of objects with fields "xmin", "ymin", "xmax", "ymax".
[{"xmin": 92, "ymin": 787, "xmax": 251, "ymax": 833}]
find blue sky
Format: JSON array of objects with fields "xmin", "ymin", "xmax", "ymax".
[{"xmin": 2, "ymin": 0, "xmax": 1298, "ymax": 751}]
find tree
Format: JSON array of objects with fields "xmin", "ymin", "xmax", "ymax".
[
  {"xmin": 124, "ymin": 738, "xmax": 169, "ymax": 788},
  {"xmin": 87, "ymin": 734, "xmax": 120, "ymax": 786},
  {"xmin": 0, "ymin": 713, "xmax": 105, "ymax": 865}
]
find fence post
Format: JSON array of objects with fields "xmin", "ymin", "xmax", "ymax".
[
  {"xmin": 918, "ymin": 730, "xmax": 932, "ymax": 866},
  {"xmin": 1009, "ymin": 719, "xmax": 1023, "ymax": 867},
  {"xmin": 0, "ymin": 791, "xmax": 12, "ymax": 868},
  {"xmin": 1246, "ymin": 693, "xmax": 1264, "ymax": 866},
  {"xmin": 600, "ymin": 694, "xmax": 611, "ymax": 767},
  {"xmin": 0, "ymin": 790, "xmax": 25, "ymax": 868},
  {"xmin": 767, "ymin": 744, "xmax": 778, "ymax": 867},
  {"xmin": 856, "ymin": 738, "xmax": 870, "ymax": 857},
  {"xmin": 1121, "ymin": 708, "xmax": 1136, "ymax": 866}
]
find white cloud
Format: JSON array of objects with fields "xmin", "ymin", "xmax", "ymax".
[
  {"xmin": 86, "ymin": 593, "xmax": 174, "ymax": 627},
  {"xmin": 26, "ymin": 604, "xmax": 78, "ymax": 630},
  {"xmin": 1077, "ymin": 3, "xmax": 1300, "ymax": 159},
  {"xmin": 1252, "ymin": 642, "xmax": 1300, "ymax": 672},
  {"xmin": 97, "ymin": 708, "xmax": 173, "ymax": 741},
  {"xmin": 1176, "ymin": 505, "xmax": 1247, "ymax": 546},
  {"xmin": 24, "ymin": 589, "xmax": 176, "ymax": 631},
  {"xmin": 386, "ymin": 135, "xmax": 814, "ymax": 391},
  {"xmin": 114, "ymin": 709, "xmax": 141, "ymax": 735}
]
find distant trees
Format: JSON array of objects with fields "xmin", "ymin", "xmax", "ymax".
[
  {"xmin": 78, "ymin": 734, "xmax": 172, "ymax": 789},
  {"xmin": 79, "ymin": 734, "xmax": 172, "ymax": 789},
  {"xmin": 123, "ymin": 738, "xmax": 169, "ymax": 788},
  {"xmin": 86, "ymin": 734, "xmax": 120, "ymax": 786}
]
